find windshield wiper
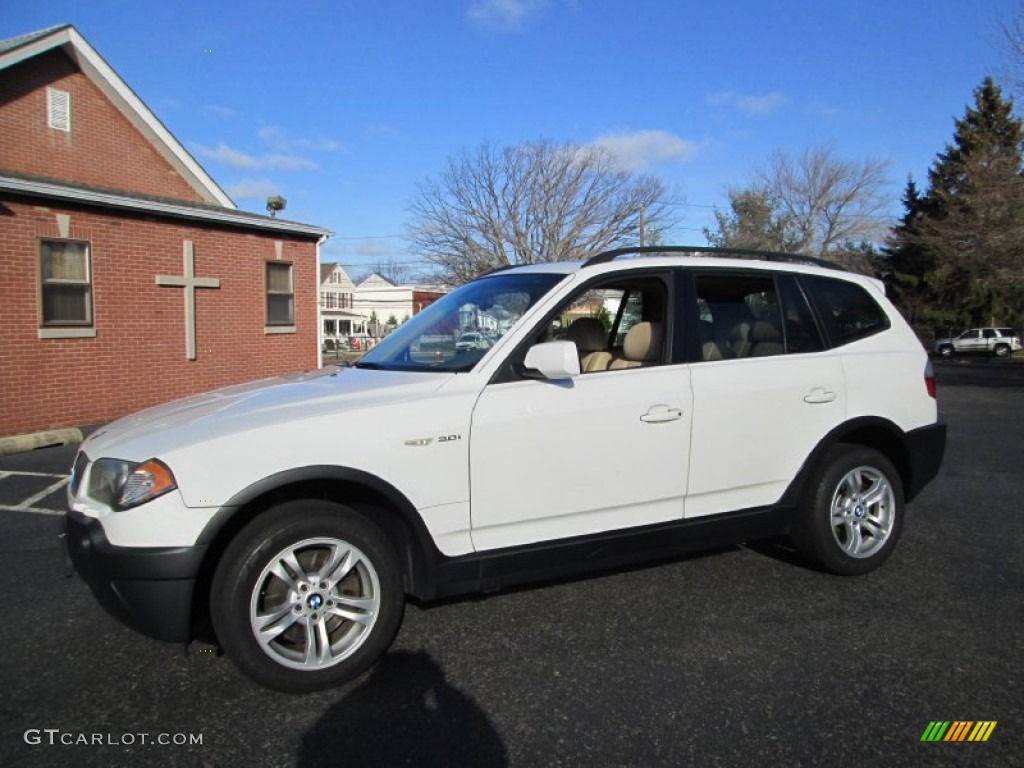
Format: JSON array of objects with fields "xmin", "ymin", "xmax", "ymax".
[{"xmin": 353, "ymin": 361, "xmax": 383, "ymax": 370}]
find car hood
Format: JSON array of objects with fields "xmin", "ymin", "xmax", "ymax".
[{"xmin": 82, "ymin": 366, "xmax": 454, "ymax": 460}]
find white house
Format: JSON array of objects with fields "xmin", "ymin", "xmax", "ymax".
[
  {"xmin": 352, "ymin": 273, "xmax": 446, "ymax": 336},
  {"xmin": 319, "ymin": 262, "xmax": 365, "ymax": 348}
]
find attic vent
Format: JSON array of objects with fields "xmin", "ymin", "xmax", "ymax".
[{"xmin": 47, "ymin": 87, "xmax": 71, "ymax": 132}]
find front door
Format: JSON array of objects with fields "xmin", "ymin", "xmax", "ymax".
[
  {"xmin": 468, "ymin": 364, "xmax": 693, "ymax": 550},
  {"xmin": 468, "ymin": 271, "xmax": 691, "ymax": 552}
]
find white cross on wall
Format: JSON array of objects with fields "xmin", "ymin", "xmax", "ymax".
[{"xmin": 155, "ymin": 240, "xmax": 221, "ymax": 360}]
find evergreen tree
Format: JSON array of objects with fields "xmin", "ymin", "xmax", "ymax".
[
  {"xmin": 704, "ymin": 188, "xmax": 802, "ymax": 253},
  {"xmin": 884, "ymin": 178, "xmax": 936, "ymax": 324},
  {"xmin": 890, "ymin": 77, "xmax": 1024, "ymax": 328}
]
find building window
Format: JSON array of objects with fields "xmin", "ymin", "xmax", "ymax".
[
  {"xmin": 40, "ymin": 239, "xmax": 91, "ymax": 326},
  {"xmin": 47, "ymin": 87, "xmax": 71, "ymax": 132},
  {"xmin": 266, "ymin": 262, "xmax": 294, "ymax": 325}
]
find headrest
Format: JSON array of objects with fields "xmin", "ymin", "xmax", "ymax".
[
  {"xmin": 728, "ymin": 321, "xmax": 752, "ymax": 341},
  {"xmin": 565, "ymin": 317, "xmax": 607, "ymax": 352},
  {"xmin": 623, "ymin": 322, "xmax": 662, "ymax": 362},
  {"xmin": 751, "ymin": 321, "xmax": 782, "ymax": 342}
]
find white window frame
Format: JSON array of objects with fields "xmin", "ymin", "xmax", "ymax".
[
  {"xmin": 265, "ymin": 261, "xmax": 295, "ymax": 332},
  {"xmin": 39, "ymin": 238, "xmax": 94, "ymax": 335}
]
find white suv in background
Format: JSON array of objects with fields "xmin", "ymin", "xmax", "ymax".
[
  {"xmin": 934, "ymin": 327, "xmax": 1021, "ymax": 358},
  {"xmin": 64, "ymin": 246, "xmax": 946, "ymax": 693}
]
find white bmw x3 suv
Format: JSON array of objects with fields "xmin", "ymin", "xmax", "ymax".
[{"xmin": 64, "ymin": 246, "xmax": 946, "ymax": 692}]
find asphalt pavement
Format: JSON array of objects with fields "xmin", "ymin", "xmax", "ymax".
[{"xmin": 0, "ymin": 360, "xmax": 1021, "ymax": 767}]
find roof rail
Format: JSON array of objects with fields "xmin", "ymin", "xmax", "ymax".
[{"xmin": 581, "ymin": 245, "xmax": 847, "ymax": 271}]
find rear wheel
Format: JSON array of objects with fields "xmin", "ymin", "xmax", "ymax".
[
  {"xmin": 792, "ymin": 445, "xmax": 904, "ymax": 576},
  {"xmin": 211, "ymin": 500, "xmax": 404, "ymax": 693},
  {"xmin": 994, "ymin": 344, "xmax": 1010, "ymax": 358}
]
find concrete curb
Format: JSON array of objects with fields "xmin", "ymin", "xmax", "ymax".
[{"xmin": 0, "ymin": 427, "xmax": 84, "ymax": 457}]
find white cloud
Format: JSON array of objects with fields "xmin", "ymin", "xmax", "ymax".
[
  {"xmin": 708, "ymin": 90, "xmax": 787, "ymax": 115},
  {"xmin": 204, "ymin": 104, "xmax": 235, "ymax": 118},
  {"xmin": 590, "ymin": 130, "xmax": 698, "ymax": 172},
  {"xmin": 225, "ymin": 178, "xmax": 280, "ymax": 200},
  {"xmin": 806, "ymin": 101, "xmax": 840, "ymax": 119},
  {"xmin": 467, "ymin": 0, "xmax": 547, "ymax": 31},
  {"xmin": 193, "ymin": 143, "xmax": 260, "ymax": 169},
  {"xmin": 364, "ymin": 123, "xmax": 398, "ymax": 139},
  {"xmin": 348, "ymin": 240, "xmax": 395, "ymax": 258},
  {"xmin": 258, "ymin": 126, "xmax": 343, "ymax": 152},
  {"xmin": 192, "ymin": 142, "xmax": 319, "ymax": 171}
]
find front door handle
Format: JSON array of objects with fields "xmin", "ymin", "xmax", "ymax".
[
  {"xmin": 803, "ymin": 388, "xmax": 837, "ymax": 404},
  {"xmin": 640, "ymin": 405, "xmax": 683, "ymax": 423}
]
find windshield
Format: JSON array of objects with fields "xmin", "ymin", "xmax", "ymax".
[{"xmin": 356, "ymin": 272, "xmax": 566, "ymax": 372}]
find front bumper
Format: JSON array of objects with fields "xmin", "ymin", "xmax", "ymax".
[
  {"xmin": 63, "ymin": 509, "xmax": 206, "ymax": 642},
  {"xmin": 904, "ymin": 421, "xmax": 947, "ymax": 502}
]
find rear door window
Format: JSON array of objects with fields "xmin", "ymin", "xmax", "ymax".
[
  {"xmin": 802, "ymin": 275, "xmax": 890, "ymax": 346},
  {"xmin": 693, "ymin": 273, "xmax": 784, "ymax": 359}
]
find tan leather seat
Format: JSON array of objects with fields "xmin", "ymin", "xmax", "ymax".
[
  {"xmin": 728, "ymin": 320, "xmax": 753, "ymax": 357},
  {"xmin": 610, "ymin": 322, "xmax": 663, "ymax": 369},
  {"xmin": 565, "ymin": 317, "xmax": 613, "ymax": 372},
  {"xmin": 699, "ymin": 321, "xmax": 725, "ymax": 361},
  {"xmin": 750, "ymin": 321, "xmax": 784, "ymax": 356}
]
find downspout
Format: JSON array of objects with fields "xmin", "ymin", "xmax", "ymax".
[{"xmin": 316, "ymin": 233, "xmax": 329, "ymax": 369}]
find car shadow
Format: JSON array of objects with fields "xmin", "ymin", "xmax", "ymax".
[
  {"xmin": 742, "ymin": 535, "xmax": 830, "ymax": 572},
  {"xmin": 296, "ymin": 650, "xmax": 507, "ymax": 768}
]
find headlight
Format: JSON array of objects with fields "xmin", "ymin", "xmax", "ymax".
[{"xmin": 87, "ymin": 458, "xmax": 177, "ymax": 509}]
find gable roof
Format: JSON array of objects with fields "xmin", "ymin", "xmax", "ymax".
[
  {"xmin": 0, "ymin": 25, "xmax": 234, "ymax": 208},
  {"xmin": 0, "ymin": 171, "xmax": 331, "ymax": 238},
  {"xmin": 357, "ymin": 272, "xmax": 397, "ymax": 288}
]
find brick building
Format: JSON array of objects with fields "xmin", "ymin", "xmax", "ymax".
[{"xmin": 0, "ymin": 25, "xmax": 331, "ymax": 438}]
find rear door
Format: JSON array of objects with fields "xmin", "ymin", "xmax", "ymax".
[{"xmin": 685, "ymin": 271, "xmax": 846, "ymax": 517}]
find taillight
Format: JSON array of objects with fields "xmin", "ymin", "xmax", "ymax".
[{"xmin": 924, "ymin": 360, "xmax": 937, "ymax": 398}]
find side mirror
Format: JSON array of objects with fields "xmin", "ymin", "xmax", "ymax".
[{"xmin": 522, "ymin": 341, "xmax": 581, "ymax": 380}]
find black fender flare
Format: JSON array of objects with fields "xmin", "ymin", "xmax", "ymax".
[
  {"xmin": 778, "ymin": 416, "xmax": 912, "ymax": 509},
  {"xmin": 195, "ymin": 466, "xmax": 467, "ymax": 599}
]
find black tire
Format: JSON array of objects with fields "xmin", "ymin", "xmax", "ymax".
[
  {"xmin": 938, "ymin": 345, "xmax": 954, "ymax": 358},
  {"xmin": 211, "ymin": 500, "xmax": 404, "ymax": 693},
  {"xmin": 993, "ymin": 344, "xmax": 1010, "ymax": 358},
  {"xmin": 792, "ymin": 445, "xmax": 904, "ymax": 576}
]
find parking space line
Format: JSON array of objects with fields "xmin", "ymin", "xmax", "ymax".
[
  {"xmin": 0, "ymin": 471, "xmax": 69, "ymax": 516},
  {"xmin": 0, "ymin": 505, "xmax": 64, "ymax": 517},
  {"xmin": 0, "ymin": 470, "xmax": 68, "ymax": 479},
  {"xmin": 20, "ymin": 477, "xmax": 69, "ymax": 508}
]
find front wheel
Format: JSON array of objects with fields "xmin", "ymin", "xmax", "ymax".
[
  {"xmin": 792, "ymin": 445, "xmax": 904, "ymax": 576},
  {"xmin": 938, "ymin": 345, "xmax": 954, "ymax": 358},
  {"xmin": 211, "ymin": 500, "xmax": 404, "ymax": 693}
]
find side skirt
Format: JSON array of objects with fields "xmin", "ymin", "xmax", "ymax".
[{"xmin": 418, "ymin": 506, "xmax": 794, "ymax": 600}]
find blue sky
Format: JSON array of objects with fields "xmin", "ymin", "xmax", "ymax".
[{"xmin": 3, "ymin": 0, "xmax": 1017, "ymax": 277}]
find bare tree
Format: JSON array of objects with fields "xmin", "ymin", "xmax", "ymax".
[
  {"xmin": 407, "ymin": 139, "xmax": 678, "ymax": 285},
  {"xmin": 998, "ymin": 2, "xmax": 1024, "ymax": 98},
  {"xmin": 370, "ymin": 255, "xmax": 418, "ymax": 286},
  {"xmin": 753, "ymin": 144, "xmax": 891, "ymax": 261}
]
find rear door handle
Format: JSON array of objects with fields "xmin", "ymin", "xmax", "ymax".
[
  {"xmin": 640, "ymin": 405, "xmax": 683, "ymax": 423},
  {"xmin": 803, "ymin": 388, "xmax": 837, "ymax": 404}
]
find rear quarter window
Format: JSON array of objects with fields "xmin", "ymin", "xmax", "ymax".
[{"xmin": 802, "ymin": 275, "xmax": 891, "ymax": 346}]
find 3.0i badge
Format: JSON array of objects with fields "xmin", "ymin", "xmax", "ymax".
[{"xmin": 404, "ymin": 434, "xmax": 462, "ymax": 447}]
